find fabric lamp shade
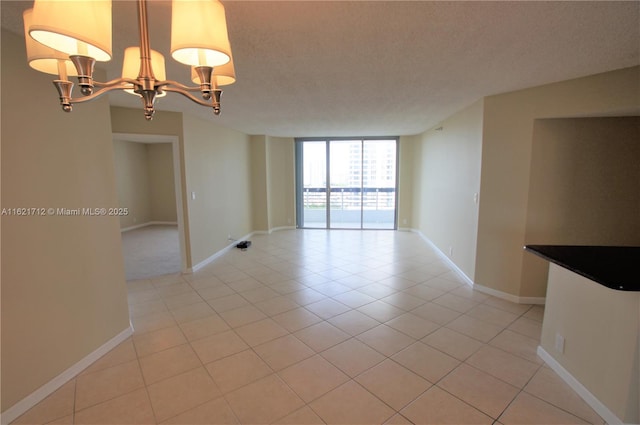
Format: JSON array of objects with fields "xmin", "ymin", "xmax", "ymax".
[
  {"xmin": 122, "ymin": 46, "xmax": 167, "ymax": 96},
  {"xmin": 190, "ymin": 58, "xmax": 236, "ymax": 86},
  {"xmin": 29, "ymin": 0, "xmax": 112, "ymax": 62},
  {"xmin": 23, "ymin": 9, "xmax": 78, "ymax": 77},
  {"xmin": 171, "ymin": 0, "xmax": 231, "ymax": 67},
  {"xmin": 122, "ymin": 47, "xmax": 167, "ymax": 81}
]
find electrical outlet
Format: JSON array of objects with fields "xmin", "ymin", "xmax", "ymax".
[
  {"xmin": 402, "ymin": 218, "xmax": 407, "ymax": 225},
  {"xmin": 555, "ymin": 333, "xmax": 565, "ymax": 354},
  {"xmin": 448, "ymin": 246, "xmax": 453, "ymax": 256}
]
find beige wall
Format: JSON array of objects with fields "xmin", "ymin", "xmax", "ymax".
[
  {"xmin": 112, "ymin": 141, "xmax": 178, "ymax": 229},
  {"xmin": 111, "ymin": 107, "xmax": 254, "ymax": 270},
  {"xmin": 112, "ymin": 140, "xmax": 152, "ymax": 228},
  {"xmin": 397, "ymin": 135, "xmax": 417, "ymax": 229},
  {"xmin": 412, "ymin": 100, "xmax": 484, "ymax": 279},
  {"xmin": 147, "ymin": 143, "xmax": 178, "ymax": 223},
  {"xmin": 1, "ymin": 30, "xmax": 130, "ymax": 412},
  {"xmin": 410, "ymin": 135, "xmax": 424, "ymax": 231},
  {"xmin": 476, "ymin": 66, "xmax": 640, "ymax": 298},
  {"xmin": 248, "ymin": 135, "xmax": 295, "ymax": 232},
  {"xmin": 541, "ymin": 264, "xmax": 639, "ymax": 423},
  {"xmin": 522, "ymin": 117, "xmax": 640, "ymax": 295},
  {"xmin": 182, "ymin": 114, "xmax": 252, "ymax": 266},
  {"xmin": 250, "ymin": 135, "xmax": 269, "ymax": 232},
  {"xmin": 266, "ymin": 136, "xmax": 296, "ymax": 230}
]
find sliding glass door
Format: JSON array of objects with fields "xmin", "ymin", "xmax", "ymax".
[
  {"xmin": 329, "ymin": 140, "xmax": 362, "ymax": 228},
  {"xmin": 296, "ymin": 138, "xmax": 397, "ymax": 229},
  {"xmin": 362, "ymin": 139, "xmax": 397, "ymax": 229},
  {"xmin": 298, "ymin": 141, "xmax": 327, "ymax": 228}
]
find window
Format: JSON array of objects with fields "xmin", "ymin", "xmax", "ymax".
[{"xmin": 295, "ymin": 138, "xmax": 398, "ymax": 229}]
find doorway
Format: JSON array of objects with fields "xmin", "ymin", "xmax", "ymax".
[
  {"xmin": 295, "ymin": 138, "xmax": 398, "ymax": 229},
  {"xmin": 112, "ymin": 133, "xmax": 187, "ymax": 279}
]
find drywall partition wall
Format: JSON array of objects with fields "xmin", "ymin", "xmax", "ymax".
[
  {"xmin": 476, "ymin": 66, "xmax": 640, "ymax": 298},
  {"xmin": 250, "ymin": 135, "xmax": 269, "ymax": 232},
  {"xmin": 113, "ymin": 140, "xmax": 152, "ymax": 228},
  {"xmin": 147, "ymin": 143, "xmax": 178, "ymax": 223},
  {"xmin": 410, "ymin": 135, "xmax": 425, "ymax": 230},
  {"xmin": 413, "ymin": 100, "xmax": 484, "ymax": 280},
  {"xmin": 266, "ymin": 136, "xmax": 296, "ymax": 230},
  {"xmin": 182, "ymin": 114, "xmax": 252, "ymax": 266},
  {"xmin": 1, "ymin": 29, "xmax": 130, "ymax": 413},
  {"xmin": 541, "ymin": 265, "xmax": 639, "ymax": 424},
  {"xmin": 397, "ymin": 135, "xmax": 417, "ymax": 229},
  {"xmin": 522, "ymin": 117, "xmax": 640, "ymax": 296}
]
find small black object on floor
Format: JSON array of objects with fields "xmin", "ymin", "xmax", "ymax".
[{"xmin": 236, "ymin": 240, "xmax": 251, "ymax": 250}]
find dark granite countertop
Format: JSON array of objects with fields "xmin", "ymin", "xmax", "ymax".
[{"xmin": 525, "ymin": 245, "xmax": 640, "ymax": 291}]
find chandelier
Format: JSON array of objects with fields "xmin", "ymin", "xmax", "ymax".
[{"xmin": 22, "ymin": 0, "xmax": 235, "ymax": 120}]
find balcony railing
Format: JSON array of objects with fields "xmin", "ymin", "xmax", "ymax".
[
  {"xmin": 303, "ymin": 187, "xmax": 396, "ymax": 210},
  {"xmin": 301, "ymin": 187, "xmax": 396, "ymax": 228}
]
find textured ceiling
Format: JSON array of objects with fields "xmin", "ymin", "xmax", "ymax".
[{"xmin": 2, "ymin": 1, "xmax": 639, "ymax": 137}]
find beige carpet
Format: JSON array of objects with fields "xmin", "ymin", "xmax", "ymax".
[{"xmin": 121, "ymin": 224, "xmax": 181, "ymax": 281}]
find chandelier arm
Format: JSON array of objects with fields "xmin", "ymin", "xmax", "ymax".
[
  {"xmin": 159, "ymin": 79, "xmax": 218, "ymax": 101},
  {"xmin": 162, "ymin": 86, "xmax": 223, "ymax": 115},
  {"xmin": 161, "ymin": 86, "xmax": 217, "ymax": 107},
  {"xmin": 65, "ymin": 81, "xmax": 135, "ymax": 104},
  {"xmin": 157, "ymin": 80, "xmax": 205, "ymax": 93},
  {"xmin": 93, "ymin": 77, "xmax": 139, "ymax": 88}
]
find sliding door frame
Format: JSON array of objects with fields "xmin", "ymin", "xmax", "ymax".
[{"xmin": 295, "ymin": 137, "xmax": 399, "ymax": 230}]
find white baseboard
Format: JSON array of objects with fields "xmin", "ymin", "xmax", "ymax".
[
  {"xmin": 120, "ymin": 221, "xmax": 178, "ymax": 233},
  {"xmin": 188, "ymin": 232, "xmax": 254, "ymax": 273},
  {"xmin": 473, "ymin": 282, "xmax": 546, "ymax": 305},
  {"xmin": 537, "ymin": 346, "xmax": 622, "ymax": 425},
  {"xmin": 411, "ymin": 229, "xmax": 545, "ymax": 305},
  {"xmin": 1, "ymin": 325, "xmax": 134, "ymax": 425},
  {"xmin": 415, "ymin": 231, "xmax": 475, "ymax": 287},
  {"xmin": 268, "ymin": 226, "xmax": 296, "ymax": 234},
  {"xmin": 120, "ymin": 223, "xmax": 149, "ymax": 232},
  {"xmin": 252, "ymin": 226, "xmax": 296, "ymax": 235},
  {"xmin": 187, "ymin": 226, "xmax": 297, "ymax": 273}
]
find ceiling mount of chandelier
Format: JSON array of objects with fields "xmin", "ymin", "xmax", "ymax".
[{"xmin": 23, "ymin": 0, "xmax": 235, "ymax": 120}]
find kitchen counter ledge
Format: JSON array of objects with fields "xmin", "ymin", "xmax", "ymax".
[{"xmin": 525, "ymin": 245, "xmax": 640, "ymax": 291}]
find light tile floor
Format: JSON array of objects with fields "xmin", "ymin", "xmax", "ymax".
[
  {"xmin": 12, "ymin": 230, "xmax": 605, "ymax": 424},
  {"xmin": 121, "ymin": 225, "xmax": 181, "ymax": 281}
]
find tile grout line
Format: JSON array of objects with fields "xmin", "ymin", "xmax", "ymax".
[
  {"xmin": 117, "ymin": 230, "xmax": 563, "ymax": 424},
  {"xmin": 71, "ymin": 378, "xmax": 77, "ymax": 425},
  {"xmin": 492, "ymin": 361, "xmax": 546, "ymax": 424},
  {"xmin": 129, "ymin": 335, "xmax": 159, "ymax": 425}
]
